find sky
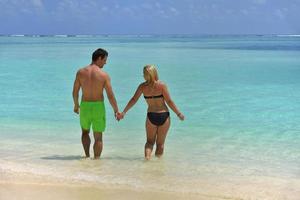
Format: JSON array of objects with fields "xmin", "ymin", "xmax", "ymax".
[{"xmin": 0, "ymin": 0, "xmax": 299, "ymax": 35}]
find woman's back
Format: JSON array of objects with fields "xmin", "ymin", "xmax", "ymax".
[{"xmin": 142, "ymin": 81, "xmax": 168, "ymax": 112}]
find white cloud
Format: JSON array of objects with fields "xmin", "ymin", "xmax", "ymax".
[
  {"xmin": 122, "ymin": 7, "xmax": 135, "ymax": 16},
  {"xmin": 114, "ymin": 3, "xmax": 120, "ymax": 9},
  {"xmin": 275, "ymin": 9, "xmax": 285, "ymax": 20},
  {"xmin": 141, "ymin": 3, "xmax": 152, "ymax": 10},
  {"xmin": 225, "ymin": 9, "xmax": 233, "ymax": 15},
  {"xmin": 253, "ymin": 0, "xmax": 267, "ymax": 5},
  {"xmin": 170, "ymin": 7, "xmax": 179, "ymax": 15},
  {"xmin": 241, "ymin": 9, "xmax": 249, "ymax": 15},
  {"xmin": 101, "ymin": 6, "xmax": 108, "ymax": 12},
  {"xmin": 21, "ymin": 8, "xmax": 32, "ymax": 14},
  {"xmin": 0, "ymin": 0, "xmax": 9, "ymax": 4},
  {"xmin": 31, "ymin": 0, "xmax": 43, "ymax": 9},
  {"xmin": 211, "ymin": 4, "xmax": 217, "ymax": 10},
  {"xmin": 0, "ymin": 0, "xmax": 43, "ymax": 15},
  {"xmin": 158, "ymin": 9, "xmax": 169, "ymax": 19},
  {"xmin": 52, "ymin": 0, "xmax": 89, "ymax": 22},
  {"xmin": 155, "ymin": 2, "xmax": 161, "ymax": 8}
]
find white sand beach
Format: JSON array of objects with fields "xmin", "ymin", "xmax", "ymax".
[
  {"xmin": 1, "ymin": 169, "xmax": 300, "ymax": 200},
  {"xmin": 1, "ymin": 171, "xmax": 208, "ymax": 200}
]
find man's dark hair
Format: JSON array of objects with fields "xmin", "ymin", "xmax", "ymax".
[{"xmin": 92, "ymin": 48, "xmax": 108, "ymax": 61}]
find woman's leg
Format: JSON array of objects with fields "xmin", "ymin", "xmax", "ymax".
[
  {"xmin": 145, "ymin": 117, "xmax": 158, "ymax": 160},
  {"xmin": 155, "ymin": 117, "xmax": 170, "ymax": 157}
]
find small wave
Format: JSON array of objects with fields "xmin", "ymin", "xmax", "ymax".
[
  {"xmin": 74, "ymin": 35, "xmax": 96, "ymax": 37},
  {"xmin": 10, "ymin": 34, "xmax": 25, "ymax": 37},
  {"xmin": 26, "ymin": 35, "xmax": 41, "ymax": 37},
  {"xmin": 277, "ymin": 34, "xmax": 300, "ymax": 37},
  {"xmin": 54, "ymin": 35, "xmax": 68, "ymax": 37}
]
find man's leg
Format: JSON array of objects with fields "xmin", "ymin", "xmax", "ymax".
[
  {"xmin": 93, "ymin": 132, "xmax": 103, "ymax": 159},
  {"xmin": 81, "ymin": 129, "xmax": 91, "ymax": 157}
]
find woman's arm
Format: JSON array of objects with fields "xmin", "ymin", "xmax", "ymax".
[
  {"xmin": 122, "ymin": 84, "xmax": 143, "ymax": 117},
  {"xmin": 162, "ymin": 83, "xmax": 185, "ymax": 120}
]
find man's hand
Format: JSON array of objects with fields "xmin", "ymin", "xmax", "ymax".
[
  {"xmin": 115, "ymin": 112, "xmax": 124, "ymax": 121},
  {"xmin": 74, "ymin": 105, "xmax": 80, "ymax": 114}
]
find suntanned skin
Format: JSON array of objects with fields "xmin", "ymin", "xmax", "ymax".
[
  {"xmin": 72, "ymin": 56, "xmax": 120, "ymax": 159},
  {"xmin": 120, "ymin": 80, "xmax": 184, "ymax": 160}
]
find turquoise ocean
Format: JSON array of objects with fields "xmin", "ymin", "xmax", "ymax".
[{"xmin": 0, "ymin": 35, "xmax": 300, "ymax": 199}]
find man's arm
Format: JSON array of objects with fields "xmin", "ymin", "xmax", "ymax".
[
  {"xmin": 104, "ymin": 74, "xmax": 119, "ymax": 116},
  {"xmin": 72, "ymin": 71, "xmax": 81, "ymax": 114}
]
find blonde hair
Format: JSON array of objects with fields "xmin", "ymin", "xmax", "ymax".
[{"xmin": 143, "ymin": 65, "xmax": 159, "ymax": 84}]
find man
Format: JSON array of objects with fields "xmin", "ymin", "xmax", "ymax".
[{"xmin": 72, "ymin": 48, "xmax": 119, "ymax": 159}]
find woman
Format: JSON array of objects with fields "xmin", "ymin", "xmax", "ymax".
[{"xmin": 120, "ymin": 65, "xmax": 184, "ymax": 160}]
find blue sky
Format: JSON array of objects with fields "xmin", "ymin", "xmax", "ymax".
[{"xmin": 0, "ymin": 0, "xmax": 299, "ymax": 35}]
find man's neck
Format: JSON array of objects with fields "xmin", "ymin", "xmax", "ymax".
[{"xmin": 91, "ymin": 62, "xmax": 102, "ymax": 68}]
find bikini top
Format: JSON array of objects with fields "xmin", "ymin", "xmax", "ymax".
[{"xmin": 144, "ymin": 94, "xmax": 164, "ymax": 99}]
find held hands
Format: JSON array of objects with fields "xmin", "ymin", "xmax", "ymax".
[{"xmin": 115, "ymin": 111, "xmax": 125, "ymax": 121}]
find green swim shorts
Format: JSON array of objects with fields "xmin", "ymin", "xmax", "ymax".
[{"xmin": 80, "ymin": 101, "xmax": 106, "ymax": 133}]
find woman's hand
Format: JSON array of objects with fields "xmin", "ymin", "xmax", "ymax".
[{"xmin": 177, "ymin": 113, "xmax": 185, "ymax": 121}]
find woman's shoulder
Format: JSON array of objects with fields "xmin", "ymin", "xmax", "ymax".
[
  {"xmin": 139, "ymin": 82, "xmax": 146, "ymax": 87},
  {"xmin": 157, "ymin": 80, "xmax": 167, "ymax": 88},
  {"xmin": 138, "ymin": 82, "xmax": 147, "ymax": 89}
]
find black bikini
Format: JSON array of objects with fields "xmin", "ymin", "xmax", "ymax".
[
  {"xmin": 147, "ymin": 112, "xmax": 170, "ymax": 126},
  {"xmin": 144, "ymin": 94, "xmax": 170, "ymax": 126},
  {"xmin": 144, "ymin": 94, "xmax": 164, "ymax": 99}
]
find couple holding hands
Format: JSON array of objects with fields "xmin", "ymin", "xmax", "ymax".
[{"xmin": 72, "ymin": 48, "xmax": 184, "ymax": 160}]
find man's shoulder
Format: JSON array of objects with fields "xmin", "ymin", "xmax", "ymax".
[
  {"xmin": 77, "ymin": 66, "xmax": 89, "ymax": 74},
  {"xmin": 97, "ymin": 69, "xmax": 108, "ymax": 79}
]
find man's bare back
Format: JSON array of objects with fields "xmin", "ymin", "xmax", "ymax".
[
  {"xmin": 77, "ymin": 65, "xmax": 107, "ymax": 101},
  {"xmin": 73, "ymin": 54, "xmax": 118, "ymax": 115}
]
